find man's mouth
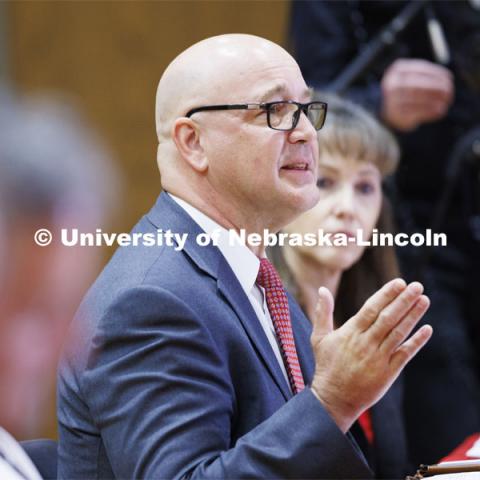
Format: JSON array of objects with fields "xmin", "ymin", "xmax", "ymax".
[
  {"xmin": 281, "ymin": 162, "xmax": 310, "ymax": 171},
  {"xmin": 279, "ymin": 160, "xmax": 315, "ymax": 186}
]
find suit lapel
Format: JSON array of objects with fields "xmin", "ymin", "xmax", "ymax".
[
  {"xmin": 147, "ymin": 192, "xmax": 293, "ymax": 401},
  {"xmin": 288, "ymin": 295, "xmax": 315, "ymax": 384},
  {"xmin": 217, "ymin": 260, "xmax": 292, "ymax": 401},
  {"xmin": 146, "ymin": 193, "xmax": 221, "ymax": 279}
]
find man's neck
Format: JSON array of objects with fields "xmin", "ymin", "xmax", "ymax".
[
  {"xmin": 167, "ymin": 191, "xmax": 267, "ymax": 258},
  {"xmin": 168, "ymin": 189, "xmax": 277, "ymax": 256}
]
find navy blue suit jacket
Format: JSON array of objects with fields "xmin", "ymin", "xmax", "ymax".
[{"xmin": 57, "ymin": 192, "xmax": 373, "ymax": 479}]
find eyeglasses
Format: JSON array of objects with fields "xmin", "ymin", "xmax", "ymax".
[{"xmin": 185, "ymin": 101, "xmax": 328, "ymax": 132}]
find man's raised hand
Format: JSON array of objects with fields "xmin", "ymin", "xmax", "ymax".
[{"xmin": 310, "ymin": 279, "xmax": 432, "ymax": 432}]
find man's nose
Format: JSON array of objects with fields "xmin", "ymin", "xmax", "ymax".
[{"xmin": 288, "ymin": 110, "xmax": 317, "ymax": 144}]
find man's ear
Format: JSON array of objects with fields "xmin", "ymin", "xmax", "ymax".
[{"xmin": 171, "ymin": 118, "xmax": 208, "ymax": 172}]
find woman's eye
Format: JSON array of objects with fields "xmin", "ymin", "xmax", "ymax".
[
  {"xmin": 356, "ymin": 182, "xmax": 375, "ymax": 194},
  {"xmin": 317, "ymin": 177, "xmax": 334, "ymax": 189}
]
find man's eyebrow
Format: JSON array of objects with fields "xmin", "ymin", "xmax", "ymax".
[
  {"xmin": 257, "ymin": 85, "xmax": 312, "ymax": 103},
  {"xmin": 258, "ymin": 84, "xmax": 287, "ymax": 103}
]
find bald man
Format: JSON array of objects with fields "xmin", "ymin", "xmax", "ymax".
[{"xmin": 58, "ymin": 34, "xmax": 431, "ymax": 479}]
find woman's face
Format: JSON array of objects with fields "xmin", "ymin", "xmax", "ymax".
[{"xmin": 283, "ymin": 151, "xmax": 383, "ymax": 271}]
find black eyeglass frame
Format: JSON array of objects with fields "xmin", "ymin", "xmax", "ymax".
[{"xmin": 185, "ymin": 100, "xmax": 328, "ymax": 131}]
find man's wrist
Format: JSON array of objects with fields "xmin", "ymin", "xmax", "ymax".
[{"xmin": 309, "ymin": 386, "xmax": 354, "ymax": 434}]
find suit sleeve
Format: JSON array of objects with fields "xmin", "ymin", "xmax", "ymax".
[{"xmin": 83, "ymin": 285, "xmax": 373, "ymax": 479}]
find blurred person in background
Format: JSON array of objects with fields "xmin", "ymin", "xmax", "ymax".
[
  {"xmin": 272, "ymin": 95, "xmax": 408, "ymax": 478},
  {"xmin": 290, "ymin": 0, "xmax": 480, "ymax": 465},
  {"xmin": 0, "ymin": 86, "xmax": 119, "ymax": 479}
]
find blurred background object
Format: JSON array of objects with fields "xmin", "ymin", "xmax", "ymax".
[{"xmin": 0, "ymin": 88, "xmax": 120, "ymax": 441}]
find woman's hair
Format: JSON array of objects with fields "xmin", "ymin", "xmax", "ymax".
[
  {"xmin": 274, "ymin": 94, "xmax": 401, "ymax": 326},
  {"xmin": 334, "ymin": 196, "xmax": 399, "ymax": 326},
  {"xmin": 318, "ymin": 93, "xmax": 399, "ymax": 176}
]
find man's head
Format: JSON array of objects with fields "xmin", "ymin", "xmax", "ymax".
[{"xmin": 155, "ymin": 34, "xmax": 321, "ymax": 235}]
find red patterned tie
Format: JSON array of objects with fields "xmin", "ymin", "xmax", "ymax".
[{"xmin": 256, "ymin": 257, "xmax": 305, "ymax": 394}]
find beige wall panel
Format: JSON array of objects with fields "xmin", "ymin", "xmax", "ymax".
[{"xmin": 9, "ymin": 1, "xmax": 290, "ymax": 229}]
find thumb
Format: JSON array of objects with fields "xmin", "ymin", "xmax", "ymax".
[{"xmin": 312, "ymin": 287, "xmax": 335, "ymax": 340}]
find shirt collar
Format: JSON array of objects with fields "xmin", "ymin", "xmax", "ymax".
[{"xmin": 168, "ymin": 193, "xmax": 260, "ymax": 294}]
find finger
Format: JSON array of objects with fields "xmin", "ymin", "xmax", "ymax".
[
  {"xmin": 351, "ymin": 278, "xmax": 406, "ymax": 331},
  {"xmin": 387, "ymin": 101, "xmax": 449, "ymax": 130},
  {"xmin": 384, "ymin": 63, "xmax": 454, "ymax": 104},
  {"xmin": 311, "ymin": 287, "xmax": 334, "ymax": 341},
  {"xmin": 390, "ymin": 58, "xmax": 453, "ymax": 82},
  {"xmin": 380, "ymin": 294, "xmax": 430, "ymax": 354},
  {"xmin": 387, "ymin": 83, "xmax": 453, "ymax": 109},
  {"xmin": 395, "ymin": 91, "xmax": 453, "ymax": 113},
  {"xmin": 401, "ymin": 70, "xmax": 452, "ymax": 93},
  {"xmin": 396, "ymin": 99, "xmax": 451, "ymax": 119},
  {"xmin": 367, "ymin": 282, "xmax": 424, "ymax": 342},
  {"xmin": 398, "ymin": 77, "xmax": 452, "ymax": 98},
  {"xmin": 390, "ymin": 324, "xmax": 433, "ymax": 373}
]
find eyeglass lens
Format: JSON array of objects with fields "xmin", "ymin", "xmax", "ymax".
[{"xmin": 268, "ymin": 102, "xmax": 325, "ymax": 131}]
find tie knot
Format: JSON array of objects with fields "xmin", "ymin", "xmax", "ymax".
[{"xmin": 256, "ymin": 257, "xmax": 283, "ymax": 289}]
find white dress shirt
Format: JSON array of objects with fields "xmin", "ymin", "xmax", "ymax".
[
  {"xmin": 169, "ymin": 194, "xmax": 291, "ymax": 390},
  {"xmin": 0, "ymin": 428, "xmax": 42, "ymax": 480}
]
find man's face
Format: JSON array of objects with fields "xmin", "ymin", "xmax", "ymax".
[{"xmin": 197, "ymin": 53, "xmax": 320, "ymax": 231}]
